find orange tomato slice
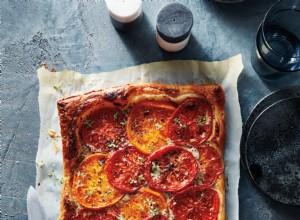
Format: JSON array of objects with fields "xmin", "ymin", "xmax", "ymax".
[
  {"xmin": 127, "ymin": 100, "xmax": 176, "ymax": 154},
  {"xmin": 116, "ymin": 187, "xmax": 168, "ymax": 220},
  {"xmin": 72, "ymin": 153, "xmax": 124, "ymax": 209}
]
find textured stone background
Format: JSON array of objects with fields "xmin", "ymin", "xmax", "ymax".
[{"xmin": 1, "ymin": 0, "xmax": 300, "ymax": 219}]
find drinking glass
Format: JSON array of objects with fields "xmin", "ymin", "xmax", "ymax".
[{"xmin": 252, "ymin": 0, "xmax": 300, "ymax": 78}]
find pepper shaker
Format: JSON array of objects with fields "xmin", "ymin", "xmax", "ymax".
[{"xmin": 156, "ymin": 3, "xmax": 193, "ymax": 52}]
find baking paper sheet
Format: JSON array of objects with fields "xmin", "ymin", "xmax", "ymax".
[{"xmin": 36, "ymin": 55, "xmax": 243, "ymax": 220}]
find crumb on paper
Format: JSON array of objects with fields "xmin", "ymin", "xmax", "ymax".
[
  {"xmin": 53, "ymin": 84, "xmax": 63, "ymax": 94},
  {"xmin": 57, "ymin": 177, "xmax": 64, "ymax": 184},
  {"xmin": 225, "ymin": 176, "xmax": 229, "ymax": 192},
  {"xmin": 79, "ymin": 75, "xmax": 85, "ymax": 84},
  {"xmin": 42, "ymin": 63, "xmax": 48, "ymax": 69},
  {"xmin": 47, "ymin": 129, "xmax": 61, "ymax": 139},
  {"xmin": 50, "ymin": 67, "xmax": 56, "ymax": 72},
  {"xmin": 52, "ymin": 140, "xmax": 59, "ymax": 154},
  {"xmin": 36, "ymin": 160, "xmax": 45, "ymax": 168},
  {"xmin": 48, "ymin": 170, "xmax": 64, "ymax": 185}
]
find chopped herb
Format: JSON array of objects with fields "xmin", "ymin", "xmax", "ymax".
[
  {"xmin": 138, "ymin": 174, "xmax": 145, "ymax": 183},
  {"xmin": 151, "ymin": 162, "xmax": 161, "ymax": 180},
  {"xmin": 137, "ymin": 156, "xmax": 144, "ymax": 165},
  {"xmin": 56, "ymin": 177, "xmax": 64, "ymax": 184},
  {"xmin": 98, "ymin": 160, "xmax": 104, "ymax": 166},
  {"xmin": 173, "ymin": 117, "xmax": 184, "ymax": 128},
  {"xmin": 36, "ymin": 161, "xmax": 45, "ymax": 168},
  {"xmin": 117, "ymin": 212, "xmax": 126, "ymax": 220},
  {"xmin": 166, "ymin": 138, "xmax": 172, "ymax": 145},
  {"xmin": 149, "ymin": 207, "xmax": 160, "ymax": 217},
  {"xmin": 173, "ymin": 117, "xmax": 181, "ymax": 124},
  {"xmin": 114, "ymin": 111, "xmax": 119, "ymax": 121},
  {"xmin": 154, "ymin": 123, "xmax": 162, "ymax": 130},
  {"xmin": 146, "ymin": 198, "xmax": 160, "ymax": 217},
  {"xmin": 85, "ymin": 189, "xmax": 95, "ymax": 199},
  {"xmin": 177, "ymin": 156, "xmax": 185, "ymax": 163},
  {"xmin": 83, "ymin": 119, "xmax": 93, "ymax": 128},
  {"xmin": 76, "ymin": 171, "xmax": 86, "ymax": 178},
  {"xmin": 107, "ymin": 142, "xmax": 117, "ymax": 149},
  {"xmin": 129, "ymin": 177, "xmax": 137, "ymax": 185},
  {"xmin": 76, "ymin": 181, "xmax": 84, "ymax": 189},
  {"xmin": 197, "ymin": 112, "xmax": 209, "ymax": 126},
  {"xmin": 53, "ymin": 85, "xmax": 63, "ymax": 93},
  {"xmin": 120, "ymin": 119, "xmax": 126, "ymax": 126},
  {"xmin": 147, "ymin": 118, "xmax": 154, "ymax": 122},
  {"xmin": 161, "ymin": 209, "xmax": 168, "ymax": 216},
  {"xmin": 122, "ymin": 109, "xmax": 129, "ymax": 115},
  {"xmin": 151, "ymin": 144, "xmax": 156, "ymax": 150},
  {"xmin": 104, "ymin": 191, "xmax": 112, "ymax": 197},
  {"xmin": 139, "ymin": 205, "xmax": 145, "ymax": 211}
]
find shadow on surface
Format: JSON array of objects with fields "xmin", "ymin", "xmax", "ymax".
[{"xmin": 115, "ymin": 14, "xmax": 159, "ymax": 64}]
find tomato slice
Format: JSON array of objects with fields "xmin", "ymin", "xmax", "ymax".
[
  {"xmin": 144, "ymin": 145, "xmax": 198, "ymax": 192},
  {"xmin": 168, "ymin": 98, "xmax": 213, "ymax": 146},
  {"xmin": 72, "ymin": 153, "xmax": 124, "ymax": 209},
  {"xmin": 80, "ymin": 107, "xmax": 128, "ymax": 153},
  {"xmin": 170, "ymin": 186, "xmax": 220, "ymax": 220},
  {"xmin": 127, "ymin": 100, "xmax": 176, "ymax": 154},
  {"xmin": 106, "ymin": 147, "xmax": 147, "ymax": 193},
  {"xmin": 71, "ymin": 209, "xmax": 117, "ymax": 220},
  {"xmin": 116, "ymin": 187, "xmax": 168, "ymax": 219},
  {"xmin": 196, "ymin": 146, "xmax": 223, "ymax": 186}
]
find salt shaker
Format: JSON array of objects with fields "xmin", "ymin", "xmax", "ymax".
[{"xmin": 105, "ymin": 0, "xmax": 143, "ymax": 31}]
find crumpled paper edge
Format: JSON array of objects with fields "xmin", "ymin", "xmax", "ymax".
[{"xmin": 35, "ymin": 55, "xmax": 243, "ymax": 220}]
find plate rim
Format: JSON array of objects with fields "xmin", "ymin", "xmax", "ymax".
[{"xmin": 240, "ymin": 86, "xmax": 300, "ymax": 206}]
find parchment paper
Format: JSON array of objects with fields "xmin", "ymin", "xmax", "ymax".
[{"xmin": 36, "ymin": 55, "xmax": 243, "ymax": 220}]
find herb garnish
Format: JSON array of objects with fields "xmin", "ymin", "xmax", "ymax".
[
  {"xmin": 53, "ymin": 85, "xmax": 63, "ymax": 93},
  {"xmin": 151, "ymin": 161, "xmax": 161, "ymax": 180},
  {"xmin": 83, "ymin": 119, "xmax": 93, "ymax": 128},
  {"xmin": 173, "ymin": 117, "xmax": 184, "ymax": 128},
  {"xmin": 114, "ymin": 111, "xmax": 119, "ymax": 121},
  {"xmin": 197, "ymin": 112, "xmax": 209, "ymax": 126}
]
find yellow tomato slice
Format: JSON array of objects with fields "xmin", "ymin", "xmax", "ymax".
[
  {"xmin": 127, "ymin": 101, "xmax": 176, "ymax": 154},
  {"xmin": 116, "ymin": 187, "xmax": 168, "ymax": 220},
  {"xmin": 72, "ymin": 153, "xmax": 124, "ymax": 209}
]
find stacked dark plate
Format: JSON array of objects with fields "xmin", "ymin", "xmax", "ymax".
[{"xmin": 241, "ymin": 86, "xmax": 300, "ymax": 206}]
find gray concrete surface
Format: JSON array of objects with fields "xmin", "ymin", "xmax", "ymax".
[{"xmin": 1, "ymin": 0, "xmax": 300, "ymax": 219}]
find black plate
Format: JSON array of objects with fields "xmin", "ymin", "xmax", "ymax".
[{"xmin": 241, "ymin": 86, "xmax": 300, "ymax": 206}]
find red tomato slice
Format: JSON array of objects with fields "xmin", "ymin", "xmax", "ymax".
[
  {"xmin": 168, "ymin": 98, "xmax": 213, "ymax": 146},
  {"xmin": 170, "ymin": 186, "xmax": 220, "ymax": 220},
  {"xmin": 144, "ymin": 145, "xmax": 198, "ymax": 192},
  {"xmin": 80, "ymin": 107, "xmax": 128, "ymax": 153},
  {"xmin": 196, "ymin": 146, "xmax": 223, "ymax": 186},
  {"xmin": 71, "ymin": 209, "xmax": 117, "ymax": 220},
  {"xmin": 127, "ymin": 100, "xmax": 176, "ymax": 154},
  {"xmin": 106, "ymin": 147, "xmax": 147, "ymax": 193}
]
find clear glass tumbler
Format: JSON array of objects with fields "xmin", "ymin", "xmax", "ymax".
[{"xmin": 252, "ymin": 0, "xmax": 300, "ymax": 78}]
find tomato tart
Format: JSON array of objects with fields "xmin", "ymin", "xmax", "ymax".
[{"xmin": 57, "ymin": 83, "xmax": 226, "ymax": 220}]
